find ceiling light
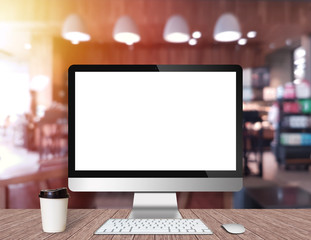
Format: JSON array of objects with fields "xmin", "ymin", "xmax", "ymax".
[
  {"xmin": 213, "ymin": 13, "xmax": 241, "ymax": 42},
  {"xmin": 238, "ymin": 38, "xmax": 247, "ymax": 45},
  {"xmin": 296, "ymin": 64, "xmax": 305, "ymax": 69},
  {"xmin": 294, "ymin": 68, "xmax": 304, "ymax": 77},
  {"xmin": 192, "ymin": 31, "xmax": 202, "ymax": 39},
  {"xmin": 189, "ymin": 39, "xmax": 197, "ymax": 46},
  {"xmin": 24, "ymin": 43, "xmax": 32, "ymax": 50},
  {"xmin": 113, "ymin": 16, "xmax": 140, "ymax": 45},
  {"xmin": 163, "ymin": 15, "xmax": 190, "ymax": 43},
  {"xmin": 294, "ymin": 58, "xmax": 306, "ymax": 65},
  {"xmin": 294, "ymin": 47, "xmax": 306, "ymax": 59},
  {"xmin": 62, "ymin": 14, "xmax": 91, "ymax": 44},
  {"xmin": 247, "ymin": 31, "xmax": 257, "ymax": 38}
]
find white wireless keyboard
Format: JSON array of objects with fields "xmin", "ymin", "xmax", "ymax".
[{"xmin": 94, "ymin": 218, "xmax": 213, "ymax": 235}]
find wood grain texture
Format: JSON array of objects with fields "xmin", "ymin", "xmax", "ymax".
[
  {"xmin": 180, "ymin": 209, "xmax": 220, "ymax": 240},
  {"xmin": 192, "ymin": 209, "xmax": 242, "ymax": 240},
  {"xmin": 0, "ymin": 209, "xmax": 41, "ymax": 239},
  {"xmin": 274, "ymin": 209, "xmax": 311, "ymax": 223},
  {"xmin": 0, "ymin": 209, "xmax": 310, "ymax": 239}
]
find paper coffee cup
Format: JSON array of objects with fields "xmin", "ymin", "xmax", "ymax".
[{"xmin": 39, "ymin": 187, "xmax": 70, "ymax": 233}]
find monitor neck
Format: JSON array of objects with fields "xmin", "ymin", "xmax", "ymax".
[{"xmin": 129, "ymin": 193, "xmax": 182, "ymax": 219}]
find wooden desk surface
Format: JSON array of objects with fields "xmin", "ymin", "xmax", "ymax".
[{"xmin": 0, "ymin": 209, "xmax": 310, "ymax": 239}]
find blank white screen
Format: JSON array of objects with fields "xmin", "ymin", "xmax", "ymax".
[{"xmin": 75, "ymin": 72, "xmax": 236, "ymax": 170}]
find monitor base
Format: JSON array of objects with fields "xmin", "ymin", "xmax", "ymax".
[{"xmin": 128, "ymin": 192, "xmax": 182, "ymax": 219}]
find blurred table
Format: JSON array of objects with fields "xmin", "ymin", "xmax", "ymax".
[
  {"xmin": 246, "ymin": 186, "xmax": 311, "ymax": 208},
  {"xmin": 0, "ymin": 161, "xmax": 67, "ymax": 208},
  {"xmin": 0, "ymin": 209, "xmax": 310, "ymax": 239}
]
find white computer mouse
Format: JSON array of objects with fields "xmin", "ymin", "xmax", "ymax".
[{"xmin": 222, "ymin": 223, "xmax": 245, "ymax": 234}]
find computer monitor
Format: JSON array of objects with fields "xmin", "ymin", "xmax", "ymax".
[{"xmin": 68, "ymin": 65, "xmax": 242, "ymax": 218}]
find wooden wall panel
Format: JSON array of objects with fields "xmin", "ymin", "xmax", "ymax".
[
  {"xmin": 52, "ymin": 37, "xmax": 266, "ymax": 102},
  {"xmin": 1, "ymin": 0, "xmax": 311, "ymax": 48},
  {"xmin": 2, "ymin": 0, "xmax": 306, "ymax": 102}
]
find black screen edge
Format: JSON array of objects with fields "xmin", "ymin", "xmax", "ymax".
[{"xmin": 68, "ymin": 65, "xmax": 243, "ymax": 178}]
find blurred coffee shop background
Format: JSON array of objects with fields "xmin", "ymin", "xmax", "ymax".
[{"xmin": 0, "ymin": 0, "xmax": 311, "ymax": 209}]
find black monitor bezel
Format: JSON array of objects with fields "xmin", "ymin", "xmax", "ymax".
[{"xmin": 68, "ymin": 65, "xmax": 242, "ymax": 178}]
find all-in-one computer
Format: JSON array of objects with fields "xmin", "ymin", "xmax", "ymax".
[{"xmin": 68, "ymin": 65, "xmax": 242, "ymax": 234}]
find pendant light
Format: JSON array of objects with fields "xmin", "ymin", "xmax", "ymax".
[
  {"xmin": 213, "ymin": 13, "xmax": 241, "ymax": 42},
  {"xmin": 62, "ymin": 14, "xmax": 91, "ymax": 44},
  {"xmin": 113, "ymin": 16, "xmax": 140, "ymax": 45},
  {"xmin": 163, "ymin": 15, "xmax": 190, "ymax": 43}
]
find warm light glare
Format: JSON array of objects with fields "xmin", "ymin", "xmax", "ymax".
[
  {"xmin": 63, "ymin": 31, "xmax": 91, "ymax": 45},
  {"xmin": 114, "ymin": 32, "xmax": 140, "ymax": 45},
  {"xmin": 37, "ymin": 105, "xmax": 46, "ymax": 118},
  {"xmin": 188, "ymin": 38, "xmax": 197, "ymax": 46},
  {"xmin": 247, "ymin": 31, "xmax": 257, "ymax": 38},
  {"xmin": 24, "ymin": 43, "xmax": 31, "ymax": 50},
  {"xmin": 238, "ymin": 38, "xmax": 247, "ymax": 45},
  {"xmin": 0, "ymin": 61, "xmax": 30, "ymax": 126},
  {"xmin": 30, "ymin": 75, "xmax": 50, "ymax": 92},
  {"xmin": 214, "ymin": 31, "xmax": 241, "ymax": 42},
  {"xmin": 164, "ymin": 32, "xmax": 190, "ymax": 43},
  {"xmin": 253, "ymin": 122, "xmax": 262, "ymax": 131},
  {"xmin": 192, "ymin": 31, "xmax": 202, "ymax": 39}
]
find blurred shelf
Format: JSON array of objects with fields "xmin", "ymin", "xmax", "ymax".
[
  {"xmin": 279, "ymin": 127, "xmax": 311, "ymax": 132},
  {"xmin": 278, "ymin": 98, "xmax": 311, "ymax": 102},
  {"xmin": 273, "ymin": 97, "xmax": 311, "ymax": 168},
  {"xmin": 282, "ymin": 113, "xmax": 311, "ymax": 116},
  {"xmin": 280, "ymin": 145, "xmax": 311, "ymax": 148}
]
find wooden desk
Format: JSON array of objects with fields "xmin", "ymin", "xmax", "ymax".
[{"xmin": 0, "ymin": 209, "xmax": 310, "ymax": 239}]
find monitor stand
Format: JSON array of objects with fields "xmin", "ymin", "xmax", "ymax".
[{"xmin": 128, "ymin": 193, "xmax": 182, "ymax": 219}]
